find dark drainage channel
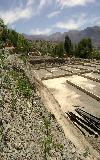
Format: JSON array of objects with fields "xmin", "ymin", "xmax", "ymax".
[{"xmin": 66, "ymin": 108, "xmax": 100, "ymax": 137}]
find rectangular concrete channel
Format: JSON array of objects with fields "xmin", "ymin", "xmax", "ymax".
[
  {"xmin": 34, "ymin": 65, "xmax": 97, "ymax": 80},
  {"xmin": 66, "ymin": 75, "xmax": 100, "ymax": 97},
  {"xmin": 42, "ymin": 77, "xmax": 100, "ymax": 118},
  {"xmin": 77, "ymin": 66, "xmax": 96, "ymax": 71},
  {"xmin": 84, "ymin": 72, "xmax": 100, "ymax": 80},
  {"xmin": 59, "ymin": 65, "xmax": 87, "ymax": 74},
  {"xmin": 34, "ymin": 69, "xmax": 52, "ymax": 79},
  {"xmin": 46, "ymin": 67, "xmax": 71, "ymax": 76},
  {"xmin": 96, "ymin": 65, "xmax": 100, "ymax": 70}
]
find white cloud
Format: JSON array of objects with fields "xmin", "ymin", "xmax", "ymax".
[
  {"xmin": 29, "ymin": 13, "xmax": 100, "ymax": 35},
  {"xmin": 38, "ymin": 0, "xmax": 51, "ymax": 10},
  {"xmin": 54, "ymin": 13, "xmax": 100, "ymax": 31},
  {"xmin": 30, "ymin": 28, "xmax": 52, "ymax": 35},
  {"xmin": 56, "ymin": 0, "xmax": 95, "ymax": 7},
  {"xmin": 0, "ymin": 8, "xmax": 33, "ymax": 25},
  {"xmin": 47, "ymin": 11, "xmax": 60, "ymax": 18},
  {"xmin": 55, "ymin": 14, "xmax": 87, "ymax": 30},
  {"xmin": 55, "ymin": 20, "xmax": 80, "ymax": 30},
  {"xmin": 0, "ymin": 0, "xmax": 51, "ymax": 25},
  {"xmin": 0, "ymin": 0, "xmax": 34, "ymax": 25},
  {"xmin": 89, "ymin": 16, "xmax": 100, "ymax": 25},
  {"xmin": 27, "ymin": 0, "xmax": 34, "ymax": 6}
]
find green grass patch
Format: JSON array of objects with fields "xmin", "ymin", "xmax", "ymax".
[{"xmin": 16, "ymin": 77, "xmax": 33, "ymax": 98}]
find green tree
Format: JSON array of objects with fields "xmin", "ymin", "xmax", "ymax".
[
  {"xmin": 2, "ymin": 27, "xmax": 8, "ymax": 42},
  {"xmin": 64, "ymin": 35, "xmax": 72, "ymax": 56},
  {"xmin": 0, "ymin": 18, "xmax": 4, "ymax": 36},
  {"xmin": 76, "ymin": 38, "xmax": 93, "ymax": 58},
  {"xmin": 17, "ymin": 34, "xmax": 31, "ymax": 54},
  {"xmin": 8, "ymin": 29, "xmax": 18, "ymax": 47},
  {"xmin": 0, "ymin": 18, "xmax": 31, "ymax": 52},
  {"xmin": 0, "ymin": 18, "xmax": 4, "ymax": 26},
  {"xmin": 0, "ymin": 19, "xmax": 8, "ymax": 48},
  {"xmin": 54, "ymin": 42, "xmax": 64, "ymax": 57}
]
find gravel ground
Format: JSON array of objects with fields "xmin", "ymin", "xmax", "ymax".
[{"xmin": 0, "ymin": 51, "xmax": 84, "ymax": 160}]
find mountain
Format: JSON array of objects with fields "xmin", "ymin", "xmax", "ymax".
[
  {"xmin": 23, "ymin": 33, "xmax": 48, "ymax": 41},
  {"xmin": 49, "ymin": 32, "xmax": 62, "ymax": 41},
  {"xmin": 23, "ymin": 26, "xmax": 100, "ymax": 48}
]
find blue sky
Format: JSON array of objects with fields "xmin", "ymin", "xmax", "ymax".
[{"xmin": 0, "ymin": 0, "xmax": 100, "ymax": 35}]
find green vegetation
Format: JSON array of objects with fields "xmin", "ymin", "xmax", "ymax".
[
  {"xmin": 0, "ymin": 18, "xmax": 100, "ymax": 59},
  {"xmin": 0, "ymin": 18, "xmax": 32, "ymax": 54},
  {"xmin": 42, "ymin": 114, "xmax": 64, "ymax": 159},
  {"xmin": 64, "ymin": 35, "xmax": 73, "ymax": 56},
  {"xmin": 91, "ymin": 49, "xmax": 100, "ymax": 59},
  {"xmin": 16, "ymin": 78, "xmax": 33, "ymax": 98},
  {"xmin": 46, "ymin": 35, "xmax": 99, "ymax": 59},
  {"xmin": 42, "ymin": 115, "xmax": 52, "ymax": 159},
  {"xmin": 19, "ymin": 53, "xmax": 28, "ymax": 64},
  {"xmin": 32, "ymin": 40, "xmax": 57, "ymax": 56},
  {"xmin": 75, "ymin": 38, "xmax": 93, "ymax": 58},
  {"xmin": 31, "ymin": 35, "xmax": 96, "ymax": 59},
  {"xmin": 0, "ymin": 50, "xmax": 33, "ymax": 99},
  {"xmin": 54, "ymin": 42, "xmax": 65, "ymax": 57},
  {"xmin": 83, "ymin": 147, "xmax": 90, "ymax": 158}
]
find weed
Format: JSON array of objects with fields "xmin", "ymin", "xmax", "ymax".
[
  {"xmin": 54, "ymin": 143, "xmax": 64, "ymax": 152},
  {"xmin": 43, "ymin": 136, "xmax": 52, "ymax": 159},
  {"xmin": 16, "ymin": 78, "xmax": 32, "ymax": 98},
  {"xmin": 8, "ymin": 70, "xmax": 19, "ymax": 80},
  {"xmin": 43, "ymin": 117, "xmax": 51, "ymax": 136},
  {"xmin": 83, "ymin": 147, "xmax": 90, "ymax": 158},
  {"xmin": 42, "ymin": 114, "xmax": 64, "ymax": 159}
]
